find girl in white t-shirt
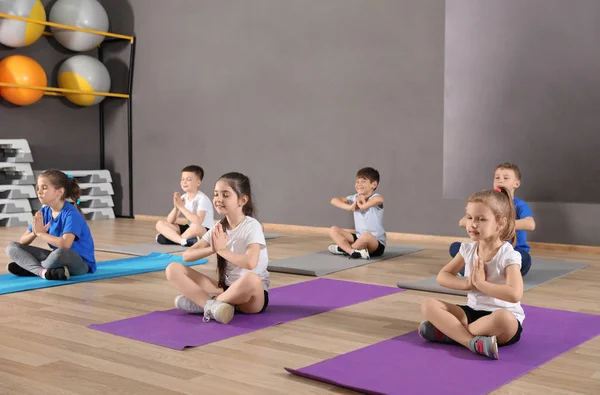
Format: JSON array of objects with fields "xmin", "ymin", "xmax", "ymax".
[
  {"xmin": 165, "ymin": 172, "xmax": 270, "ymax": 324},
  {"xmin": 419, "ymin": 186, "xmax": 525, "ymax": 360}
]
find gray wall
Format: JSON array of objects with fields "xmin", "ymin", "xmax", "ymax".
[
  {"xmin": 0, "ymin": 0, "xmax": 99, "ymax": 170},
  {"xmin": 444, "ymin": 0, "xmax": 600, "ymax": 204},
  {"xmin": 127, "ymin": 0, "xmax": 600, "ymax": 246}
]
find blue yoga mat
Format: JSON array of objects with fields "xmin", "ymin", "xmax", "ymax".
[{"xmin": 0, "ymin": 252, "xmax": 208, "ymax": 295}]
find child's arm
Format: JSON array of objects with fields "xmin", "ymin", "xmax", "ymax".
[
  {"xmin": 515, "ymin": 217, "xmax": 535, "ymax": 231},
  {"xmin": 211, "ymin": 222, "xmax": 261, "ymax": 270},
  {"xmin": 471, "ymin": 261, "xmax": 523, "ymax": 303},
  {"xmin": 330, "ymin": 197, "xmax": 355, "ymax": 211},
  {"xmin": 19, "ymin": 230, "xmax": 36, "ymax": 245},
  {"xmin": 177, "ymin": 206, "xmax": 205, "ymax": 225},
  {"xmin": 166, "ymin": 207, "xmax": 179, "ymax": 224},
  {"xmin": 216, "ymin": 243, "xmax": 261, "ymax": 270},
  {"xmin": 30, "ymin": 211, "xmax": 75, "ymax": 249},
  {"xmin": 437, "ymin": 253, "xmax": 473, "ymax": 291},
  {"xmin": 36, "ymin": 232, "xmax": 76, "ymax": 250},
  {"xmin": 182, "ymin": 238, "xmax": 215, "ymax": 261},
  {"xmin": 356, "ymin": 195, "xmax": 384, "ymax": 210}
]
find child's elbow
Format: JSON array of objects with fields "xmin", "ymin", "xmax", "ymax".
[
  {"xmin": 529, "ymin": 219, "xmax": 536, "ymax": 231},
  {"xmin": 330, "ymin": 198, "xmax": 337, "ymax": 205},
  {"xmin": 508, "ymin": 290, "xmax": 523, "ymax": 304}
]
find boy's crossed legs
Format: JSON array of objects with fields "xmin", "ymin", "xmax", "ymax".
[
  {"xmin": 156, "ymin": 221, "xmax": 207, "ymax": 246},
  {"xmin": 328, "ymin": 226, "xmax": 383, "ymax": 259}
]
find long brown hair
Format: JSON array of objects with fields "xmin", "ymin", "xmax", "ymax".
[
  {"xmin": 467, "ymin": 186, "xmax": 516, "ymax": 245},
  {"xmin": 39, "ymin": 169, "xmax": 85, "ymax": 217},
  {"xmin": 216, "ymin": 172, "xmax": 255, "ymax": 288}
]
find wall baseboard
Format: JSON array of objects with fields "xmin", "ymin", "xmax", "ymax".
[{"xmin": 131, "ymin": 215, "xmax": 600, "ymax": 254}]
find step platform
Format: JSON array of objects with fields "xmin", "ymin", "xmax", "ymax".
[
  {"xmin": 0, "ymin": 199, "xmax": 32, "ymax": 214},
  {"xmin": 0, "ymin": 163, "xmax": 35, "ymax": 185},
  {"xmin": 34, "ymin": 169, "xmax": 112, "ymax": 184},
  {"xmin": 0, "ymin": 185, "xmax": 36, "ymax": 199},
  {"xmin": 0, "ymin": 212, "xmax": 33, "ymax": 227},
  {"xmin": 0, "ymin": 139, "xmax": 34, "ymax": 163}
]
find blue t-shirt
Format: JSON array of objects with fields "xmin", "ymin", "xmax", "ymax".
[
  {"xmin": 513, "ymin": 197, "xmax": 533, "ymax": 252},
  {"xmin": 28, "ymin": 203, "xmax": 96, "ymax": 272}
]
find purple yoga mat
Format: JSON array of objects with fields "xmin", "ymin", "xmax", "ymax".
[
  {"xmin": 286, "ymin": 305, "xmax": 600, "ymax": 395},
  {"xmin": 89, "ymin": 278, "xmax": 403, "ymax": 350}
]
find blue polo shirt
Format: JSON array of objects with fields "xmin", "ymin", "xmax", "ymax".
[{"xmin": 29, "ymin": 203, "xmax": 96, "ymax": 272}]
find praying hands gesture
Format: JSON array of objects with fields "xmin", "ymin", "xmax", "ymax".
[
  {"xmin": 212, "ymin": 222, "xmax": 228, "ymax": 253},
  {"xmin": 470, "ymin": 257, "xmax": 487, "ymax": 289},
  {"xmin": 356, "ymin": 195, "xmax": 366, "ymax": 210},
  {"xmin": 32, "ymin": 211, "xmax": 49, "ymax": 235},
  {"xmin": 173, "ymin": 192, "xmax": 185, "ymax": 210}
]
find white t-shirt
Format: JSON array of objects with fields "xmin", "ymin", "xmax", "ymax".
[
  {"xmin": 202, "ymin": 216, "xmax": 270, "ymax": 290},
  {"xmin": 182, "ymin": 191, "xmax": 214, "ymax": 229},
  {"xmin": 346, "ymin": 193, "xmax": 386, "ymax": 245},
  {"xmin": 460, "ymin": 241, "xmax": 525, "ymax": 324}
]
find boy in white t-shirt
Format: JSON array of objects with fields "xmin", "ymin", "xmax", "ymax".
[
  {"xmin": 155, "ymin": 165, "xmax": 214, "ymax": 247},
  {"xmin": 328, "ymin": 167, "xmax": 386, "ymax": 260}
]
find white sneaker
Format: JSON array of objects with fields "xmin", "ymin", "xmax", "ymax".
[
  {"xmin": 175, "ymin": 295, "xmax": 204, "ymax": 314},
  {"xmin": 328, "ymin": 244, "xmax": 346, "ymax": 255},
  {"xmin": 350, "ymin": 248, "xmax": 370, "ymax": 260},
  {"xmin": 203, "ymin": 299, "xmax": 235, "ymax": 324}
]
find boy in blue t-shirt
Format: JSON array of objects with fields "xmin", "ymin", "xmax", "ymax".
[
  {"xmin": 5, "ymin": 170, "xmax": 96, "ymax": 280},
  {"xmin": 450, "ymin": 163, "xmax": 536, "ymax": 276}
]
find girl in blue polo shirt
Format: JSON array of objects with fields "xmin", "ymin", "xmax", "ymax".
[{"xmin": 5, "ymin": 170, "xmax": 96, "ymax": 280}]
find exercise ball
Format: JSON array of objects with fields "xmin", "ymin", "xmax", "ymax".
[
  {"xmin": 49, "ymin": 0, "xmax": 108, "ymax": 52},
  {"xmin": 0, "ymin": 0, "xmax": 46, "ymax": 47},
  {"xmin": 58, "ymin": 55, "xmax": 110, "ymax": 106},
  {"xmin": 0, "ymin": 54, "xmax": 47, "ymax": 105}
]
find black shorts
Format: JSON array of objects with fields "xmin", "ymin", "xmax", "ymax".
[
  {"xmin": 459, "ymin": 305, "xmax": 522, "ymax": 346},
  {"xmin": 223, "ymin": 285, "xmax": 269, "ymax": 313},
  {"xmin": 352, "ymin": 233, "xmax": 385, "ymax": 257},
  {"xmin": 178, "ymin": 224, "xmax": 211, "ymax": 233}
]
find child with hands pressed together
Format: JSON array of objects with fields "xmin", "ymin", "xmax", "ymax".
[
  {"xmin": 328, "ymin": 167, "xmax": 386, "ymax": 260},
  {"xmin": 5, "ymin": 170, "xmax": 96, "ymax": 280},
  {"xmin": 165, "ymin": 172, "xmax": 270, "ymax": 324},
  {"xmin": 419, "ymin": 186, "xmax": 524, "ymax": 360}
]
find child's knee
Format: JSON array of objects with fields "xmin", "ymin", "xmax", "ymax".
[
  {"xmin": 5, "ymin": 241, "xmax": 20, "ymax": 258},
  {"xmin": 421, "ymin": 297, "xmax": 438, "ymax": 316},
  {"xmin": 493, "ymin": 309, "xmax": 515, "ymax": 325},
  {"xmin": 239, "ymin": 272, "xmax": 262, "ymax": 288},
  {"xmin": 329, "ymin": 226, "xmax": 340, "ymax": 236},
  {"xmin": 165, "ymin": 262, "xmax": 184, "ymax": 281}
]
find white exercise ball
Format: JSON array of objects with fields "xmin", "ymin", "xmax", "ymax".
[
  {"xmin": 49, "ymin": 0, "xmax": 108, "ymax": 52},
  {"xmin": 0, "ymin": 0, "xmax": 46, "ymax": 47},
  {"xmin": 58, "ymin": 55, "xmax": 111, "ymax": 106}
]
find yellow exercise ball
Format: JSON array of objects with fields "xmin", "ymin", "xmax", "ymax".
[
  {"xmin": 58, "ymin": 55, "xmax": 111, "ymax": 106},
  {"xmin": 0, "ymin": 0, "xmax": 46, "ymax": 48}
]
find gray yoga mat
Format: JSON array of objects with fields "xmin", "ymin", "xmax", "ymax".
[
  {"xmin": 98, "ymin": 234, "xmax": 279, "ymax": 256},
  {"xmin": 96, "ymin": 243, "xmax": 187, "ymax": 256},
  {"xmin": 396, "ymin": 258, "xmax": 589, "ymax": 296},
  {"xmin": 268, "ymin": 245, "xmax": 424, "ymax": 276}
]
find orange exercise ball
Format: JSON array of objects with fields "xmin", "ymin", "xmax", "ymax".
[{"xmin": 0, "ymin": 55, "xmax": 47, "ymax": 106}]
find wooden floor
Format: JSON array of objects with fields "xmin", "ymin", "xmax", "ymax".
[{"xmin": 1, "ymin": 219, "xmax": 599, "ymax": 395}]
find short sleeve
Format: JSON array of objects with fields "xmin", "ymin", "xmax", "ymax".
[
  {"xmin": 201, "ymin": 226, "xmax": 214, "ymax": 245},
  {"xmin": 500, "ymin": 249, "xmax": 522, "ymax": 271},
  {"xmin": 62, "ymin": 210, "xmax": 83, "ymax": 239},
  {"xmin": 459, "ymin": 242, "xmax": 476, "ymax": 274},
  {"xmin": 197, "ymin": 194, "xmax": 212, "ymax": 213},
  {"xmin": 246, "ymin": 220, "xmax": 266, "ymax": 248},
  {"xmin": 346, "ymin": 193, "xmax": 357, "ymax": 203},
  {"xmin": 516, "ymin": 200, "xmax": 533, "ymax": 219}
]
